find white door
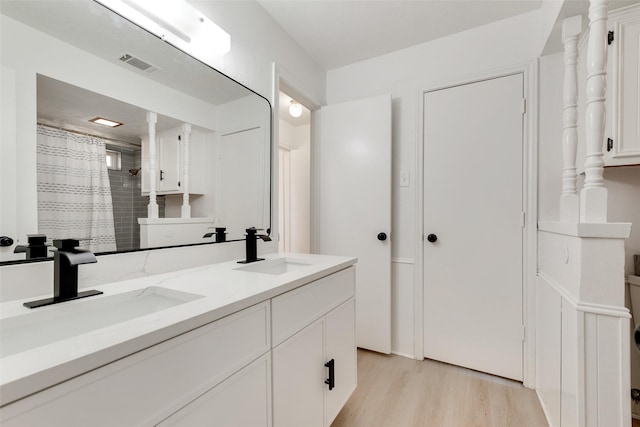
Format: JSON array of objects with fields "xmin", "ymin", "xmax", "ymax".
[
  {"xmin": 423, "ymin": 74, "xmax": 524, "ymax": 381},
  {"xmin": 317, "ymin": 95, "xmax": 392, "ymax": 354},
  {"xmin": 218, "ymin": 127, "xmax": 265, "ymax": 240}
]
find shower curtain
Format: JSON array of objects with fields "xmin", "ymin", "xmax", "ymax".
[{"xmin": 37, "ymin": 125, "xmax": 117, "ymax": 253}]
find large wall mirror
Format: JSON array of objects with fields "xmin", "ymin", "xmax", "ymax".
[{"xmin": 0, "ymin": 0, "xmax": 271, "ymax": 263}]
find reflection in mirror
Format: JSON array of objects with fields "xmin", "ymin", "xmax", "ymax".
[{"xmin": 0, "ymin": 1, "xmax": 271, "ymax": 263}]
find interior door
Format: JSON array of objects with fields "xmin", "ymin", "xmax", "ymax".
[
  {"xmin": 317, "ymin": 94, "xmax": 392, "ymax": 354},
  {"xmin": 218, "ymin": 127, "xmax": 265, "ymax": 239},
  {"xmin": 423, "ymin": 74, "xmax": 524, "ymax": 381}
]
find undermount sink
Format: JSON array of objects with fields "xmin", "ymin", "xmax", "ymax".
[
  {"xmin": 235, "ymin": 258, "xmax": 313, "ymax": 275},
  {"xmin": 1, "ymin": 286, "xmax": 203, "ymax": 358}
]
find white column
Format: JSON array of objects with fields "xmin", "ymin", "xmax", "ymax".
[
  {"xmin": 560, "ymin": 16, "xmax": 583, "ymax": 222},
  {"xmin": 181, "ymin": 123, "xmax": 191, "ymax": 218},
  {"xmin": 580, "ymin": 0, "xmax": 609, "ymax": 223},
  {"xmin": 147, "ymin": 111, "xmax": 159, "ymax": 219}
]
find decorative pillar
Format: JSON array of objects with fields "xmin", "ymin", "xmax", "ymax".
[
  {"xmin": 181, "ymin": 123, "xmax": 191, "ymax": 218},
  {"xmin": 580, "ymin": 0, "xmax": 609, "ymax": 223},
  {"xmin": 147, "ymin": 111, "xmax": 159, "ymax": 219},
  {"xmin": 560, "ymin": 15, "xmax": 582, "ymax": 222}
]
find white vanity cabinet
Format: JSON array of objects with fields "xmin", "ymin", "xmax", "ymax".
[
  {"xmin": 605, "ymin": 5, "xmax": 640, "ymax": 166},
  {"xmin": 0, "ymin": 261, "xmax": 358, "ymax": 427},
  {"xmin": 141, "ymin": 126, "xmax": 209, "ymax": 195},
  {"xmin": 0, "ymin": 302, "xmax": 271, "ymax": 427},
  {"xmin": 272, "ymin": 267, "xmax": 357, "ymax": 427}
]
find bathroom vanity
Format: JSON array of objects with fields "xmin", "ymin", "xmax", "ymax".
[{"xmin": 0, "ymin": 254, "xmax": 357, "ymax": 427}]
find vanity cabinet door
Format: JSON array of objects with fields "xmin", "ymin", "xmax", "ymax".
[
  {"xmin": 324, "ymin": 298, "xmax": 357, "ymax": 427},
  {"xmin": 159, "ymin": 353, "xmax": 272, "ymax": 427},
  {"xmin": 273, "ymin": 319, "xmax": 325, "ymax": 427},
  {"xmin": 272, "ymin": 297, "xmax": 357, "ymax": 427}
]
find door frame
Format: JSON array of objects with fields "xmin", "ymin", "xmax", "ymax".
[
  {"xmin": 272, "ymin": 63, "xmax": 322, "ymax": 251},
  {"xmin": 414, "ymin": 61, "xmax": 539, "ymax": 388}
]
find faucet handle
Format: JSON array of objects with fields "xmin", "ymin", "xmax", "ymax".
[{"xmin": 53, "ymin": 239, "xmax": 81, "ymax": 251}]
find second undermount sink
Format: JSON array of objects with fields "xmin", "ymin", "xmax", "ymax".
[
  {"xmin": 235, "ymin": 258, "xmax": 313, "ymax": 275},
  {"xmin": 1, "ymin": 286, "xmax": 203, "ymax": 358}
]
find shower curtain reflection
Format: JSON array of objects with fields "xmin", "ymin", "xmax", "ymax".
[{"xmin": 37, "ymin": 125, "xmax": 117, "ymax": 252}]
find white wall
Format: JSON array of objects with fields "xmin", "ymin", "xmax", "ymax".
[
  {"xmin": 325, "ymin": 2, "xmax": 562, "ymax": 357},
  {"xmin": 279, "ymin": 119, "xmax": 310, "ymax": 253}
]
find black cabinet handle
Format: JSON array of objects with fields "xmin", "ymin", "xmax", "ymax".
[
  {"xmin": 377, "ymin": 232, "xmax": 387, "ymax": 241},
  {"xmin": 0, "ymin": 236, "xmax": 14, "ymax": 247},
  {"xmin": 160, "ymin": 170, "xmax": 165, "ymax": 181},
  {"xmin": 324, "ymin": 359, "xmax": 335, "ymax": 390},
  {"xmin": 427, "ymin": 234, "xmax": 438, "ymax": 243}
]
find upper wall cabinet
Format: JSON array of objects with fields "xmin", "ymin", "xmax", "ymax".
[
  {"xmin": 606, "ymin": 5, "xmax": 640, "ymax": 166},
  {"xmin": 577, "ymin": 4, "xmax": 640, "ymax": 172},
  {"xmin": 141, "ymin": 126, "xmax": 210, "ymax": 196}
]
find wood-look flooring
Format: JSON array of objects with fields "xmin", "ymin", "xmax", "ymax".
[{"xmin": 331, "ymin": 349, "xmax": 548, "ymax": 427}]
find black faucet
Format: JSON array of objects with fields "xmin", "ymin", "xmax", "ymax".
[
  {"xmin": 238, "ymin": 227, "xmax": 271, "ymax": 264},
  {"xmin": 13, "ymin": 234, "xmax": 49, "ymax": 259},
  {"xmin": 202, "ymin": 227, "xmax": 227, "ymax": 243},
  {"xmin": 23, "ymin": 239, "xmax": 103, "ymax": 309}
]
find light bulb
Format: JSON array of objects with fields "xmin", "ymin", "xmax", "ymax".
[{"xmin": 289, "ymin": 101, "xmax": 303, "ymax": 118}]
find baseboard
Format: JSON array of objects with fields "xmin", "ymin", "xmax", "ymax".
[
  {"xmin": 391, "ymin": 350, "xmax": 416, "ymax": 359},
  {"xmin": 535, "ymin": 389, "xmax": 557, "ymax": 427}
]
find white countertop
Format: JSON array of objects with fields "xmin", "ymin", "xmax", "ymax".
[{"xmin": 0, "ymin": 253, "xmax": 357, "ymax": 407}]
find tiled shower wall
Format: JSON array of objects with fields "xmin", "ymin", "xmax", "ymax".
[{"xmin": 107, "ymin": 147, "xmax": 164, "ymax": 251}]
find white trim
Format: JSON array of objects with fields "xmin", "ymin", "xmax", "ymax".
[
  {"xmin": 538, "ymin": 221, "xmax": 632, "ymax": 238},
  {"xmin": 273, "ymin": 65, "xmax": 323, "ymax": 255},
  {"xmin": 391, "ymin": 257, "xmax": 414, "ymax": 265},
  {"xmin": 536, "ymin": 389, "xmax": 557, "ymax": 427},
  {"xmin": 538, "ymin": 272, "xmax": 631, "ymax": 318},
  {"xmin": 271, "ymin": 63, "xmax": 280, "ymax": 248},
  {"xmin": 414, "ymin": 61, "xmax": 539, "ymax": 386}
]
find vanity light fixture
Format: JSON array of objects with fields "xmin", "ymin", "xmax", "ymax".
[
  {"xmin": 95, "ymin": 0, "xmax": 231, "ymax": 55},
  {"xmin": 289, "ymin": 100, "xmax": 303, "ymax": 118},
  {"xmin": 89, "ymin": 117, "xmax": 123, "ymax": 128}
]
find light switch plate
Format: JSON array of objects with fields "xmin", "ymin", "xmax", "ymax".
[{"xmin": 400, "ymin": 171, "xmax": 410, "ymax": 187}]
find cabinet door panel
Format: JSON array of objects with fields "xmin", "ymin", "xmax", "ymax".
[
  {"xmin": 159, "ymin": 353, "xmax": 271, "ymax": 427},
  {"xmin": 612, "ymin": 17, "xmax": 640, "ymax": 159},
  {"xmin": 273, "ymin": 319, "xmax": 324, "ymax": 427},
  {"xmin": 158, "ymin": 128, "xmax": 181, "ymax": 193},
  {"xmin": 324, "ymin": 298, "xmax": 357, "ymax": 426}
]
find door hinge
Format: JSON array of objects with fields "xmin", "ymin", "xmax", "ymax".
[
  {"xmin": 608, "ymin": 31, "xmax": 614, "ymax": 45},
  {"xmin": 607, "ymin": 138, "xmax": 613, "ymax": 152},
  {"xmin": 521, "ymin": 212, "xmax": 526, "ymax": 228},
  {"xmin": 521, "ymin": 98, "xmax": 527, "ymax": 114},
  {"xmin": 522, "ymin": 325, "xmax": 526, "ymax": 342}
]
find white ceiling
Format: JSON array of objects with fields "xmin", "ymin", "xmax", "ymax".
[{"xmin": 258, "ymin": 0, "xmax": 544, "ymax": 70}]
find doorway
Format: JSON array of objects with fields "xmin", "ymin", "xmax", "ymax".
[
  {"xmin": 277, "ymin": 90, "xmax": 311, "ymax": 253},
  {"xmin": 422, "ymin": 74, "xmax": 525, "ymax": 381}
]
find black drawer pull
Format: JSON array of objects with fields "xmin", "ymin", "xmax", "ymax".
[{"xmin": 324, "ymin": 359, "xmax": 335, "ymax": 390}]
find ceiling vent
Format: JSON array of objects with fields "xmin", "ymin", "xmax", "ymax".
[{"xmin": 118, "ymin": 52, "xmax": 160, "ymax": 73}]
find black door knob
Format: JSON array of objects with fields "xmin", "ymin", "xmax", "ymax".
[
  {"xmin": 427, "ymin": 234, "xmax": 438, "ymax": 243},
  {"xmin": 377, "ymin": 232, "xmax": 387, "ymax": 241},
  {"xmin": 0, "ymin": 236, "xmax": 14, "ymax": 247}
]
